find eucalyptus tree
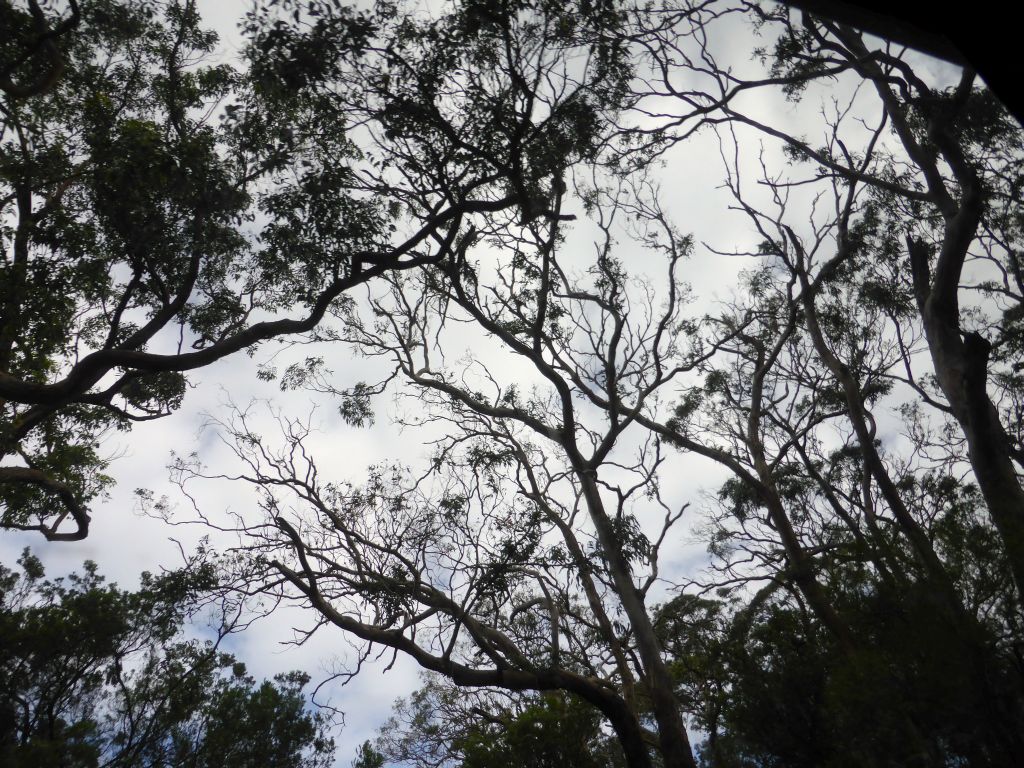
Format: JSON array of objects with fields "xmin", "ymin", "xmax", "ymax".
[
  {"xmin": 0, "ymin": 0, "xmax": 376, "ymax": 540},
  {"xmin": 179, "ymin": 162, "xmax": 710, "ymax": 767},
  {"xmin": 174, "ymin": 0, "xmax": 682, "ymax": 762},
  {"xmin": 768, "ymin": 4, "xmax": 1024, "ymax": 611},
  {"xmin": 680, "ymin": 148, "xmax": 1023, "ymax": 762},
  {"xmin": 616, "ymin": 5, "xmax": 1024, "ymax": 762},
  {"xmin": 0, "ymin": 0, "xmax": 577, "ymax": 541},
  {"xmin": 628, "ymin": 1, "xmax": 1024, "ymax": 597}
]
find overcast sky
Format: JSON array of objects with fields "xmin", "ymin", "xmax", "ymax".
[{"xmin": 0, "ymin": 2, "xmax": 965, "ymax": 765}]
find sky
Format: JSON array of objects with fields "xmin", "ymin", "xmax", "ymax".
[{"xmin": 0, "ymin": 2, "xmax": 965, "ymax": 765}]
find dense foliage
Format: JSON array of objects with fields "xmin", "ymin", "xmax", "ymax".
[
  {"xmin": 373, "ymin": 678, "xmax": 626, "ymax": 768},
  {"xmin": 0, "ymin": 551, "xmax": 334, "ymax": 767}
]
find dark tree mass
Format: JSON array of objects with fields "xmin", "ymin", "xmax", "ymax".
[
  {"xmin": 2, "ymin": 1, "xmax": 1023, "ymax": 766},
  {"xmin": 0, "ymin": 551, "xmax": 334, "ymax": 767}
]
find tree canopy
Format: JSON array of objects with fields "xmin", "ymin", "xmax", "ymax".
[
  {"xmin": 2, "ymin": 1, "xmax": 1023, "ymax": 766},
  {"xmin": 0, "ymin": 550, "xmax": 334, "ymax": 767}
]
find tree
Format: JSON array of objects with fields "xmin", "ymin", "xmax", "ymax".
[
  {"xmin": 351, "ymin": 741, "xmax": 385, "ymax": 768},
  {"xmin": 629, "ymin": 1, "xmax": 1024, "ymax": 597},
  {"xmin": 0, "ymin": 549, "xmax": 335, "ymax": 767},
  {"xmin": 373, "ymin": 675, "xmax": 624, "ymax": 768},
  {"xmin": 177, "ymin": 1, "xmax": 697, "ymax": 764},
  {"xmin": 630, "ymin": 9, "xmax": 1024, "ymax": 761},
  {"xmin": 0, "ymin": 0, "xmax": 83, "ymax": 99},
  {"xmin": 1, "ymin": 0, "xmax": 569, "ymax": 540},
  {"xmin": 653, "ymin": 558, "xmax": 1019, "ymax": 767}
]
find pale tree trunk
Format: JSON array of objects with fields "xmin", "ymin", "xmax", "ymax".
[
  {"xmin": 576, "ymin": 470, "xmax": 698, "ymax": 768},
  {"xmin": 909, "ymin": 237, "xmax": 1024, "ymax": 602},
  {"xmin": 827, "ymin": 22, "xmax": 1024, "ymax": 602}
]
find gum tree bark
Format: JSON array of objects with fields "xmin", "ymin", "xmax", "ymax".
[{"xmin": 827, "ymin": 20, "xmax": 1024, "ymax": 601}]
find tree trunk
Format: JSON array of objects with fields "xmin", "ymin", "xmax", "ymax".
[
  {"xmin": 577, "ymin": 471, "xmax": 698, "ymax": 768},
  {"xmin": 910, "ymin": 239, "xmax": 1024, "ymax": 600}
]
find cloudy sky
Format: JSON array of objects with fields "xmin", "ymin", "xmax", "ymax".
[{"xmin": 0, "ymin": 2, "xmax": 964, "ymax": 764}]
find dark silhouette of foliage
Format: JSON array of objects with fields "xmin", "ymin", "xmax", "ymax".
[
  {"xmin": 373, "ymin": 678, "xmax": 625, "ymax": 768},
  {"xmin": 0, "ymin": 550, "xmax": 334, "ymax": 767}
]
